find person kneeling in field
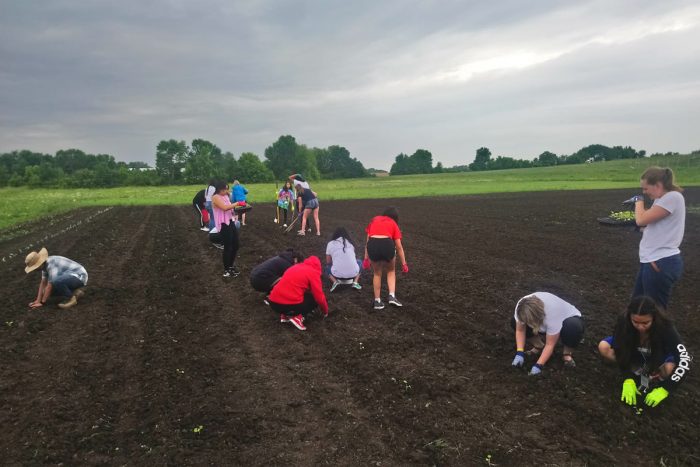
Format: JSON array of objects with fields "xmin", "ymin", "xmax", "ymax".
[
  {"xmin": 267, "ymin": 256, "xmax": 328, "ymax": 331},
  {"xmin": 25, "ymin": 247, "xmax": 88, "ymax": 309},
  {"xmin": 363, "ymin": 207, "xmax": 408, "ymax": 310},
  {"xmin": 249, "ymin": 249, "xmax": 304, "ymax": 296},
  {"xmin": 511, "ymin": 292, "xmax": 584, "ymax": 375},
  {"xmin": 326, "ymin": 227, "xmax": 362, "ymax": 292},
  {"xmin": 598, "ymin": 296, "xmax": 691, "ymax": 408}
]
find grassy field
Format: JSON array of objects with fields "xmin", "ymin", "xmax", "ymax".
[{"xmin": 1, "ymin": 153, "xmax": 698, "ymax": 231}]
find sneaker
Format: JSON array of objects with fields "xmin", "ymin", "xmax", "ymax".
[
  {"xmin": 297, "ymin": 230, "xmax": 305, "ymax": 236},
  {"xmin": 58, "ymin": 295, "xmax": 78, "ymax": 309},
  {"xmin": 223, "ymin": 270, "xmax": 232, "ymax": 278},
  {"xmin": 388, "ymin": 294, "xmax": 402, "ymax": 307},
  {"xmin": 307, "ymin": 228, "xmax": 312, "ymax": 233},
  {"xmin": 329, "ymin": 281, "xmax": 340, "ymax": 293},
  {"xmin": 373, "ymin": 299, "xmax": 385, "ymax": 310},
  {"xmin": 351, "ymin": 282, "xmax": 362, "ymax": 290},
  {"xmin": 279, "ymin": 313, "xmax": 290, "ymax": 323},
  {"xmin": 264, "ymin": 298, "xmax": 270, "ymax": 306},
  {"xmin": 200, "ymin": 227, "xmax": 210, "ymax": 231},
  {"xmin": 289, "ymin": 314, "xmax": 306, "ymax": 331},
  {"xmin": 283, "ymin": 224, "xmax": 287, "ymax": 227},
  {"xmin": 227, "ymin": 266, "xmax": 240, "ymax": 278}
]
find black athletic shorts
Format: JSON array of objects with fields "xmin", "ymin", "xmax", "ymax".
[{"xmin": 367, "ymin": 237, "xmax": 396, "ymax": 262}]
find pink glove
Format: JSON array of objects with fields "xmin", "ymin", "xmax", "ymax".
[
  {"xmin": 402, "ymin": 263, "xmax": 409, "ymax": 273},
  {"xmin": 362, "ymin": 258, "xmax": 371, "ymax": 270}
]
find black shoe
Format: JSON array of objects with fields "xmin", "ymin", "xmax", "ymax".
[
  {"xmin": 388, "ymin": 294, "xmax": 402, "ymax": 307},
  {"xmin": 373, "ymin": 299, "xmax": 385, "ymax": 310},
  {"xmin": 226, "ymin": 266, "xmax": 240, "ymax": 278}
]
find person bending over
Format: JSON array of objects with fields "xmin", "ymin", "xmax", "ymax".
[
  {"xmin": 363, "ymin": 207, "xmax": 408, "ymax": 310},
  {"xmin": 250, "ymin": 249, "xmax": 304, "ymax": 295},
  {"xmin": 25, "ymin": 247, "xmax": 88, "ymax": 309},
  {"xmin": 598, "ymin": 296, "xmax": 691, "ymax": 408},
  {"xmin": 192, "ymin": 188, "xmax": 208, "ymax": 231},
  {"xmin": 267, "ymin": 256, "xmax": 328, "ymax": 331},
  {"xmin": 326, "ymin": 227, "xmax": 361, "ymax": 292},
  {"xmin": 511, "ymin": 292, "xmax": 584, "ymax": 375}
]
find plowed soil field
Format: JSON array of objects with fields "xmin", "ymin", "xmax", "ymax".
[{"xmin": 1, "ymin": 188, "xmax": 699, "ymax": 466}]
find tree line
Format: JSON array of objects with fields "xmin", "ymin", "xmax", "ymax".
[{"xmin": 0, "ymin": 136, "xmax": 665, "ymax": 188}]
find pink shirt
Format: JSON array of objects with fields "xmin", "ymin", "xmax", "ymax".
[{"xmin": 212, "ymin": 194, "xmax": 236, "ymax": 230}]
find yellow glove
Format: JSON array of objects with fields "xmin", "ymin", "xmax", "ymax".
[
  {"xmin": 644, "ymin": 387, "xmax": 669, "ymax": 407},
  {"xmin": 620, "ymin": 379, "xmax": 640, "ymax": 406}
]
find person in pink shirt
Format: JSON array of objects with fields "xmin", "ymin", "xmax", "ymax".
[{"xmin": 211, "ymin": 181, "xmax": 240, "ymax": 278}]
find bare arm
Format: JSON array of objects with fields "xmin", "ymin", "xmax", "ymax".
[
  {"xmin": 394, "ymin": 238, "xmax": 407, "ymax": 267},
  {"xmin": 635, "ymin": 201, "xmax": 670, "ymax": 227},
  {"xmin": 212, "ymin": 195, "xmax": 235, "ymax": 211},
  {"xmin": 30, "ymin": 278, "xmax": 51, "ymax": 308},
  {"xmin": 515, "ymin": 321, "xmax": 527, "ymax": 351},
  {"xmin": 536, "ymin": 333, "xmax": 560, "ymax": 366}
]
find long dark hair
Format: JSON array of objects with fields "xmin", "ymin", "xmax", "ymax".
[
  {"xmin": 383, "ymin": 207, "xmax": 399, "ymax": 223},
  {"xmin": 330, "ymin": 227, "xmax": 354, "ymax": 253},
  {"xmin": 613, "ymin": 296, "xmax": 673, "ymax": 371}
]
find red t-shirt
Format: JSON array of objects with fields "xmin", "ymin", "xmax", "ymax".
[{"xmin": 366, "ymin": 216, "xmax": 401, "ymax": 239}]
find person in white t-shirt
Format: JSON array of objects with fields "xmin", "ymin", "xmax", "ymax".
[
  {"xmin": 325, "ymin": 227, "xmax": 362, "ymax": 292},
  {"xmin": 510, "ymin": 292, "xmax": 584, "ymax": 375},
  {"xmin": 625, "ymin": 167, "xmax": 685, "ymax": 309}
]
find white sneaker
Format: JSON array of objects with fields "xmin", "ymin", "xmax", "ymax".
[
  {"xmin": 200, "ymin": 227, "xmax": 210, "ymax": 231},
  {"xmin": 283, "ymin": 224, "xmax": 287, "ymax": 227}
]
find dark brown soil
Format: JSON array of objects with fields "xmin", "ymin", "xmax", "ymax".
[{"xmin": 1, "ymin": 189, "xmax": 699, "ymax": 466}]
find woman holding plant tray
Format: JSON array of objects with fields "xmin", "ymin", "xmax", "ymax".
[{"xmin": 624, "ymin": 167, "xmax": 685, "ymax": 309}]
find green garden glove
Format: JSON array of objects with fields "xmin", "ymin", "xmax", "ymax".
[
  {"xmin": 644, "ymin": 387, "xmax": 669, "ymax": 407},
  {"xmin": 621, "ymin": 379, "xmax": 640, "ymax": 406}
]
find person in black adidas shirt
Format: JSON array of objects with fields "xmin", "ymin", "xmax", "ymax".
[{"xmin": 598, "ymin": 296, "xmax": 691, "ymax": 407}]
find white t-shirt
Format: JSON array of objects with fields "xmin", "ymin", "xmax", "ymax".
[
  {"xmin": 639, "ymin": 191, "xmax": 685, "ymax": 263},
  {"xmin": 513, "ymin": 292, "xmax": 581, "ymax": 335},
  {"xmin": 205, "ymin": 185, "xmax": 216, "ymax": 202},
  {"xmin": 326, "ymin": 238, "xmax": 360, "ymax": 279}
]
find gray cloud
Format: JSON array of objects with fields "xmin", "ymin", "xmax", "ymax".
[{"xmin": 1, "ymin": 0, "xmax": 699, "ymax": 169}]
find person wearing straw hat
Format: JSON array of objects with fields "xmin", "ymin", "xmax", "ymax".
[{"xmin": 25, "ymin": 247, "xmax": 88, "ymax": 309}]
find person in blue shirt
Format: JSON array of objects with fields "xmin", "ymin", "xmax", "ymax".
[{"xmin": 230, "ymin": 180, "xmax": 249, "ymax": 226}]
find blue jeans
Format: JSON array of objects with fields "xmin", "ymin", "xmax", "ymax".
[
  {"xmin": 52, "ymin": 274, "xmax": 85, "ymax": 298},
  {"xmin": 632, "ymin": 254, "xmax": 683, "ymax": 309},
  {"xmin": 205, "ymin": 201, "xmax": 215, "ymax": 229}
]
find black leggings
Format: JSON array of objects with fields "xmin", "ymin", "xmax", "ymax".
[
  {"xmin": 269, "ymin": 293, "xmax": 318, "ymax": 317},
  {"xmin": 220, "ymin": 221, "xmax": 240, "ymax": 270},
  {"xmin": 193, "ymin": 203, "xmax": 204, "ymax": 228},
  {"xmin": 510, "ymin": 316, "xmax": 584, "ymax": 348},
  {"xmin": 281, "ymin": 208, "xmax": 289, "ymax": 224}
]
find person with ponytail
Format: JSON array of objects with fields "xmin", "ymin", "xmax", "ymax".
[
  {"xmin": 598, "ymin": 296, "xmax": 691, "ymax": 408},
  {"xmin": 623, "ymin": 166, "xmax": 685, "ymax": 308}
]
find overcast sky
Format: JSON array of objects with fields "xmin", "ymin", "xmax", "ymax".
[{"xmin": 1, "ymin": 1, "xmax": 699, "ymax": 169}]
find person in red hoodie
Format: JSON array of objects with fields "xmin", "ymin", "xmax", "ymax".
[{"xmin": 267, "ymin": 256, "xmax": 329, "ymax": 331}]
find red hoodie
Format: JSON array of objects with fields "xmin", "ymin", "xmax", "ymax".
[{"xmin": 268, "ymin": 256, "xmax": 328, "ymax": 313}]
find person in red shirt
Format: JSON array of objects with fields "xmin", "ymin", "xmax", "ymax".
[
  {"xmin": 267, "ymin": 256, "xmax": 329, "ymax": 331},
  {"xmin": 363, "ymin": 207, "xmax": 408, "ymax": 310}
]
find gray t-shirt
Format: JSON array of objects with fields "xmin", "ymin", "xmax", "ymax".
[
  {"xmin": 326, "ymin": 238, "xmax": 359, "ymax": 279},
  {"xmin": 514, "ymin": 292, "xmax": 581, "ymax": 335},
  {"xmin": 639, "ymin": 191, "xmax": 685, "ymax": 263}
]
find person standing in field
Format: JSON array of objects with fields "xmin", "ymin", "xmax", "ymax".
[
  {"xmin": 598, "ymin": 296, "xmax": 691, "ymax": 408},
  {"xmin": 231, "ymin": 180, "xmax": 249, "ymax": 226},
  {"xmin": 25, "ymin": 247, "xmax": 88, "ymax": 309},
  {"xmin": 363, "ymin": 207, "xmax": 408, "ymax": 310},
  {"xmin": 212, "ymin": 181, "xmax": 241, "ymax": 278},
  {"xmin": 295, "ymin": 183, "xmax": 320, "ymax": 236},
  {"xmin": 625, "ymin": 167, "xmax": 685, "ymax": 309},
  {"xmin": 276, "ymin": 181, "xmax": 295, "ymax": 227},
  {"xmin": 510, "ymin": 292, "xmax": 584, "ymax": 374},
  {"xmin": 192, "ymin": 188, "xmax": 208, "ymax": 231},
  {"xmin": 204, "ymin": 178, "xmax": 217, "ymax": 230},
  {"xmin": 326, "ymin": 227, "xmax": 362, "ymax": 292}
]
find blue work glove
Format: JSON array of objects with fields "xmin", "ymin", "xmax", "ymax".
[
  {"xmin": 511, "ymin": 351, "xmax": 525, "ymax": 368},
  {"xmin": 529, "ymin": 363, "xmax": 543, "ymax": 376},
  {"xmin": 622, "ymin": 195, "xmax": 643, "ymax": 205}
]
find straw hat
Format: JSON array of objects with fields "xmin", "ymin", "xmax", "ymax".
[{"xmin": 25, "ymin": 247, "xmax": 48, "ymax": 273}]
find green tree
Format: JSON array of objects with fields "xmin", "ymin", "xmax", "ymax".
[
  {"xmin": 156, "ymin": 139, "xmax": 189, "ymax": 182},
  {"xmin": 237, "ymin": 152, "xmax": 274, "ymax": 182},
  {"xmin": 537, "ymin": 151, "xmax": 558, "ymax": 166},
  {"xmin": 469, "ymin": 147, "xmax": 491, "ymax": 171},
  {"xmin": 317, "ymin": 145, "xmax": 369, "ymax": 179}
]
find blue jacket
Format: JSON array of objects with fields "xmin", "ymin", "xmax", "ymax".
[{"xmin": 231, "ymin": 184, "xmax": 248, "ymax": 202}]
